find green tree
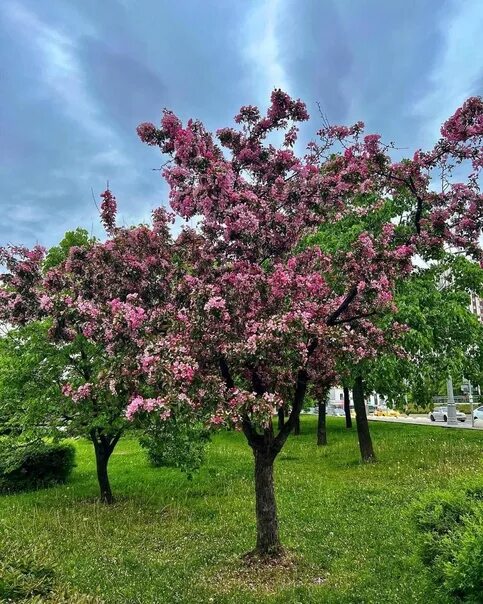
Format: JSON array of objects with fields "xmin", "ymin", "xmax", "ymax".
[
  {"xmin": 368, "ymin": 257, "xmax": 483, "ymax": 410},
  {"xmin": 43, "ymin": 228, "xmax": 95, "ymax": 272},
  {"xmin": 0, "ymin": 320, "xmax": 67, "ymax": 437}
]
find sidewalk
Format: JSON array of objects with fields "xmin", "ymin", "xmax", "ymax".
[{"xmin": 368, "ymin": 415, "xmax": 483, "ymax": 430}]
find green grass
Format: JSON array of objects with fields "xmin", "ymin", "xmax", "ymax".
[{"xmin": 0, "ymin": 417, "xmax": 482, "ymax": 603}]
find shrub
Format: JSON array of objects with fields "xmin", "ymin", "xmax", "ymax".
[
  {"xmin": 443, "ymin": 509, "xmax": 483, "ymax": 604},
  {"xmin": 413, "ymin": 487, "xmax": 483, "ymax": 603},
  {"xmin": 139, "ymin": 418, "xmax": 210, "ymax": 477},
  {"xmin": 0, "ymin": 439, "xmax": 75, "ymax": 493},
  {"xmin": 405, "ymin": 403, "xmax": 431, "ymax": 414},
  {"xmin": 413, "ymin": 490, "xmax": 469, "ymax": 534}
]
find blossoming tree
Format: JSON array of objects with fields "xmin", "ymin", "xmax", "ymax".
[
  {"xmin": 0, "ymin": 204, "xmax": 176, "ymax": 503},
  {"xmin": 131, "ymin": 92, "xmax": 481, "ymax": 557}
]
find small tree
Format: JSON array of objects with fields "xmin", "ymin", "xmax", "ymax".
[
  {"xmin": 316, "ymin": 389, "xmax": 329, "ymax": 446},
  {"xmin": 0, "ymin": 215, "xmax": 175, "ymax": 503}
]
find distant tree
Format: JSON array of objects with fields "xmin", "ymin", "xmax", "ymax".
[
  {"xmin": 352, "ymin": 373, "xmax": 376, "ymax": 461},
  {"xmin": 43, "ymin": 228, "xmax": 95, "ymax": 272},
  {"xmin": 343, "ymin": 386, "xmax": 352, "ymax": 428},
  {"xmin": 367, "ymin": 257, "xmax": 483, "ymax": 410},
  {"xmin": 316, "ymin": 389, "xmax": 329, "ymax": 446}
]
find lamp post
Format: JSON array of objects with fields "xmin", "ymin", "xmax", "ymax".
[
  {"xmin": 469, "ymin": 382, "xmax": 474, "ymax": 428},
  {"xmin": 462, "ymin": 378, "xmax": 475, "ymax": 428},
  {"xmin": 446, "ymin": 377, "xmax": 458, "ymax": 426}
]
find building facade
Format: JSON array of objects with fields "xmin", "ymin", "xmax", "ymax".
[{"xmin": 470, "ymin": 292, "xmax": 482, "ymax": 322}]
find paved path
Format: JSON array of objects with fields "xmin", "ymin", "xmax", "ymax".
[{"xmin": 368, "ymin": 415, "xmax": 483, "ymax": 430}]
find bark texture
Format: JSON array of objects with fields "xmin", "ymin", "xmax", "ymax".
[
  {"xmin": 343, "ymin": 386, "xmax": 352, "ymax": 429},
  {"xmin": 253, "ymin": 449, "xmax": 281, "ymax": 556},
  {"xmin": 91, "ymin": 430, "xmax": 121, "ymax": 504},
  {"xmin": 277, "ymin": 408, "xmax": 285, "ymax": 431},
  {"xmin": 317, "ymin": 401, "xmax": 327, "ymax": 445},
  {"xmin": 352, "ymin": 376, "xmax": 376, "ymax": 462}
]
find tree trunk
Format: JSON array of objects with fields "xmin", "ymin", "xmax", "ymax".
[
  {"xmin": 293, "ymin": 415, "xmax": 301, "ymax": 435},
  {"xmin": 352, "ymin": 376, "xmax": 376, "ymax": 462},
  {"xmin": 253, "ymin": 449, "xmax": 281, "ymax": 557},
  {"xmin": 317, "ymin": 401, "xmax": 327, "ymax": 445},
  {"xmin": 343, "ymin": 386, "xmax": 352, "ymax": 429},
  {"xmin": 91, "ymin": 433, "xmax": 117, "ymax": 504},
  {"xmin": 277, "ymin": 408, "xmax": 285, "ymax": 431}
]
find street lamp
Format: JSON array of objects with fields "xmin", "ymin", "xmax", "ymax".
[{"xmin": 446, "ymin": 377, "xmax": 458, "ymax": 426}]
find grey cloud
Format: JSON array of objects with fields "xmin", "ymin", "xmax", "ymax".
[{"xmin": 0, "ymin": 0, "xmax": 481, "ymax": 251}]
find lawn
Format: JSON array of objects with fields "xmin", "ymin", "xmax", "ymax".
[{"xmin": 0, "ymin": 417, "xmax": 482, "ymax": 603}]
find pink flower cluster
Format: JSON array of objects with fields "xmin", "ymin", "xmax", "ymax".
[
  {"xmin": 170, "ymin": 360, "xmax": 198, "ymax": 383},
  {"xmin": 62, "ymin": 382, "xmax": 93, "ymax": 403},
  {"xmin": 125, "ymin": 395, "xmax": 171, "ymax": 421},
  {"xmin": 100, "ymin": 189, "xmax": 117, "ymax": 234},
  {"xmin": 109, "ymin": 298, "xmax": 146, "ymax": 331},
  {"xmin": 204, "ymin": 296, "xmax": 226, "ymax": 313}
]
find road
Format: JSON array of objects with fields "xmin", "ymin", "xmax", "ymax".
[{"xmin": 368, "ymin": 414, "xmax": 483, "ymax": 430}]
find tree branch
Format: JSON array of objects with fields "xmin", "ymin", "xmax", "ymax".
[
  {"xmin": 108, "ymin": 430, "xmax": 123, "ymax": 454},
  {"xmin": 219, "ymin": 355, "xmax": 264, "ymax": 448},
  {"xmin": 330, "ymin": 311, "xmax": 379, "ymax": 325},
  {"xmin": 218, "ymin": 355, "xmax": 234, "ymax": 389},
  {"xmin": 326, "ymin": 286, "xmax": 358, "ymax": 326},
  {"xmin": 273, "ymin": 368, "xmax": 309, "ymax": 453}
]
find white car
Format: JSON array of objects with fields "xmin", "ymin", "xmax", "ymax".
[
  {"xmin": 429, "ymin": 407, "xmax": 466, "ymax": 423},
  {"xmin": 473, "ymin": 406, "xmax": 483, "ymax": 420}
]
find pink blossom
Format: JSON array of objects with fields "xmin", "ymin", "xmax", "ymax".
[
  {"xmin": 171, "ymin": 360, "xmax": 198, "ymax": 383},
  {"xmin": 204, "ymin": 296, "xmax": 226, "ymax": 313},
  {"xmin": 39, "ymin": 294, "xmax": 53, "ymax": 311},
  {"xmin": 136, "ymin": 122, "xmax": 158, "ymax": 145},
  {"xmin": 100, "ymin": 190, "xmax": 117, "ymax": 234}
]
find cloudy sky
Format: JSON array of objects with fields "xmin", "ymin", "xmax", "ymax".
[{"xmin": 1, "ymin": 0, "xmax": 482, "ymax": 249}]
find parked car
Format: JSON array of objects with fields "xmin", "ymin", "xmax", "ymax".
[
  {"xmin": 473, "ymin": 406, "xmax": 483, "ymax": 420},
  {"xmin": 429, "ymin": 407, "xmax": 466, "ymax": 423}
]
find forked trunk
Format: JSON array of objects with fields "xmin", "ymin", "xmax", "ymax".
[
  {"xmin": 91, "ymin": 431, "xmax": 120, "ymax": 504},
  {"xmin": 343, "ymin": 386, "xmax": 352, "ymax": 429},
  {"xmin": 317, "ymin": 401, "xmax": 327, "ymax": 445},
  {"xmin": 239, "ymin": 364, "xmax": 311, "ymax": 559},
  {"xmin": 352, "ymin": 376, "xmax": 376, "ymax": 462},
  {"xmin": 253, "ymin": 449, "xmax": 281, "ymax": 557}
]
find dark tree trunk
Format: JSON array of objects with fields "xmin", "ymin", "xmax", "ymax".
[
  {"xmin": 91, "ymin": 430, "xmax": 121, "ymax": 504},
  {"xmin": 352, "ymin": 376, "xmax": 376, "ymax": 463},
  {"xmin": 234, "ymin": 358, "xmax": 313, "ymax": 560},
  {"xmin": 343, "ymin": 386, "xmax": 352, "ymax": 429},
  {"xmin": 93, "ymin": 442, "xmax": 113, "ymax": 504},
  {"xmin": 317, "ymin": 401, "xmax": 327, "ymax": 445},
  {"xmin": 277, "ymin": 408, "xmax": 285, "ymax": 431},
  {"xmin": 293, "ymin": 415, "xmax": 301, "ymax": 435},
  {"xmin": 253, "ymin": 449, "xmax": 281, "ymax": 557}
]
